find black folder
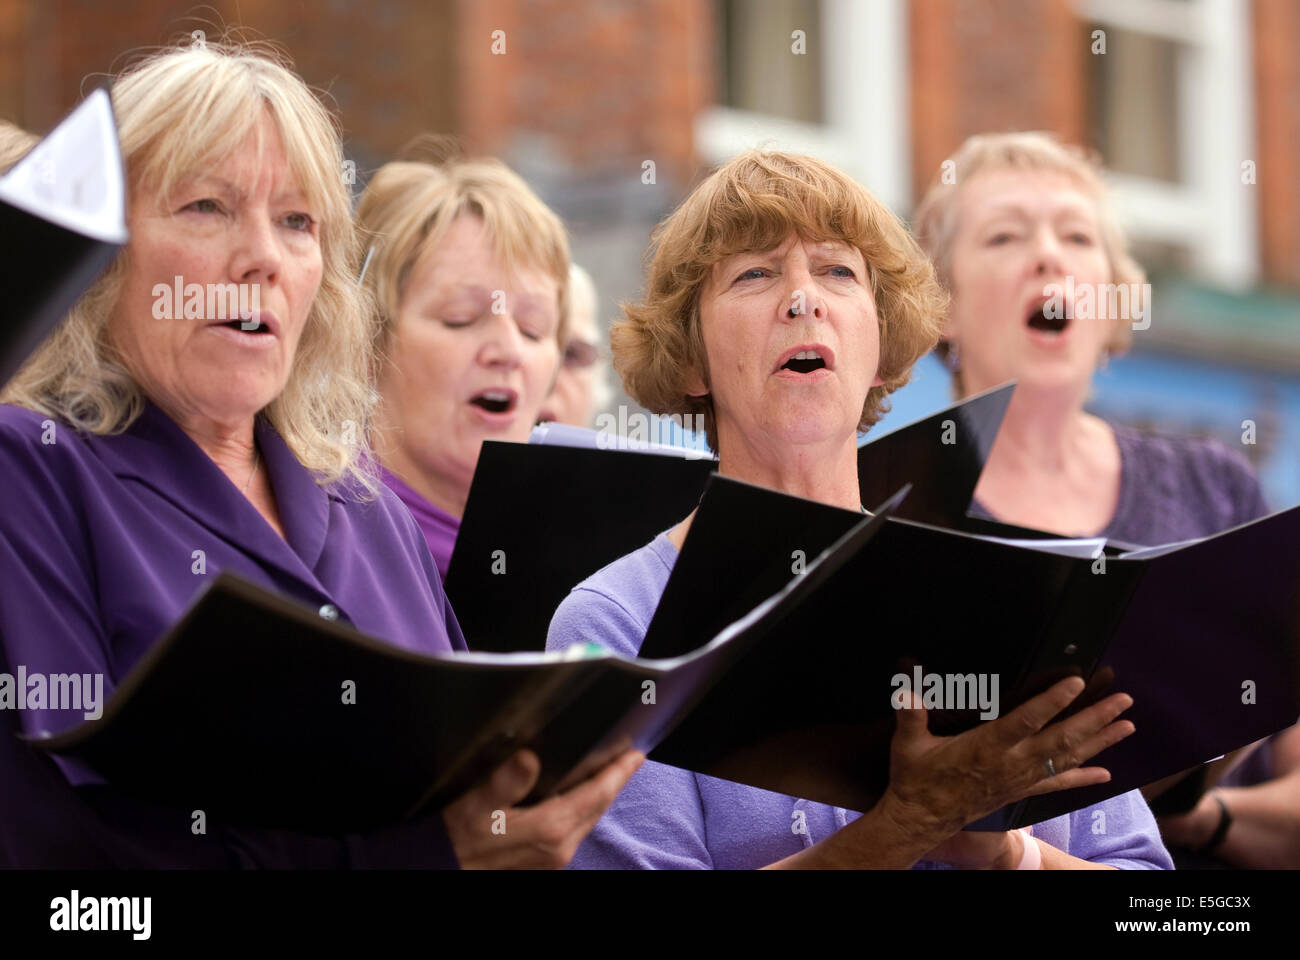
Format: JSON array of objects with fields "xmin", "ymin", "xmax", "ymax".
[
  {"xmin": 33, "ymin": 485, "xmax": 907, "ymax": 834},
  {"xmin": 1, "ymin": 88, "xmax": 127, "ymax": 386},
  {"xmin": 637, "ymin": 476, "xmax": 1300, "ymax": 828},
  {"xmin": 446, "ymin": 382, "xmax": 1015, "ymax": 651}
]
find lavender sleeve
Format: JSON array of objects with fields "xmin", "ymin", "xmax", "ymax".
[
  {"xmin": 547, "ymin": 583, "xmax": 717, "ymax": 869},
  {"xmin": 1054, "ymin": 792, "xmax": 1173, "ymax": 870},
  {"xmin": 546, "ymin": 540, "xmax": 1172, "ymax": 870}
]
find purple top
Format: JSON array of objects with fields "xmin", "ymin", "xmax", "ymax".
[
  {"xmin": 968, "ymin": 421, "xmax": 1269, "ymax": 547},
  {"xmin": 379, "ymin": 465, "xmax": 461, "ymax": 582},
  {"xmin": 971, "ymin": 420, "xmax": 1276, "ymax": 787},
  {"xmin": 0, "ymin": 400, "xmax": 466, "ymax": 868},
  {"xmin": 547, "ymin": 533, "xmax": 1174, "ymax": 870}
]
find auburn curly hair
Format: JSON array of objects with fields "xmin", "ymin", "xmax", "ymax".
[{"xmin": 613, "ymin": 149, "xmax": 947, "ymax": 452}]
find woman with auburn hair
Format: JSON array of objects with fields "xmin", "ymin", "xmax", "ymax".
[
  {"xmin": 545, "ymin": 148, "xmax": 1172, "ymax": 869},
  {"xmin": 913, "ymin": 130, "xmax": 1295, "ymax": 868},
  {"xmin": 358, "ymin": 146, "xmax": 569, "ymax": 579},
  {"xmin": 0, "ymin": 39, "xmax": 641, "ymax": 869}
]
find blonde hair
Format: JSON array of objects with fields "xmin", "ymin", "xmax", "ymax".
[
  {"xmin": 2, "ymin": 37, "xmax": 378, "ymax": 492},
  {"xmin": 0, "ymin": 119, "xmax": 37, "ymax": 171},
  {"xmin": 912, "ymin": 131, "xmax": 1146, "ymax": 386},
  {"xmin": 356, "ymin": 147, "xmax": 570, "ymax": 354},
  {"xmin": 614, "ymin": 149, "xmax": 947, "ymax": 452}
]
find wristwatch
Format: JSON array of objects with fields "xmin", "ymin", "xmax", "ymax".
[{"xmin": 1197, "ymin": 792, "xmax": 1233, "ymax": 855}]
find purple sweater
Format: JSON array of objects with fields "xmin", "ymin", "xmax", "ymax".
[
  {"xmin": 968, "ymin": 421, "xmax": 1269, "ymax": 547},
  {"xmin": 547, "ymin": 533, "xmax": 1174, "ymax": 870}
]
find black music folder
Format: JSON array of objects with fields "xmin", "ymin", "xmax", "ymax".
[
  {"xmin": 1, "ymin": 88, "xmax": 127, "ymax": 386},
  {"xmin": 33, "ymin": 486, "xmax": 906, "ymax": 834},
  {"xmin": 637, "ymin": 476, "xmax": 1300, "ymax": 829},
  {"xmin": 446, "ymin": 382, "xmax": 1015, "ymax": 651}
]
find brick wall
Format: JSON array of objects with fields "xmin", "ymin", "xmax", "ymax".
[
  {"xmin": 909, "ymin": 0, "xmax": 1086, "ymax": 196},
  {"xmin": 1253, "ymin": 0, "xmax": 1300, "ymax": 288}
]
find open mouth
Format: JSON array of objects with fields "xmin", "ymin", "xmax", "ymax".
[
  {"xmin": 470, "ymin": 389, "xmax": 517, "ymax": 415},
  {"xmin": 779, "ymin": 349, "xmax": 829, "ymax": 374},
  {"xmin": 220, "ymin": 319, "xmax": 272, "ymax": 335},
  {"xmin": 1026, "ymin": 303, "xmax": 1069, "ymax": 335}
]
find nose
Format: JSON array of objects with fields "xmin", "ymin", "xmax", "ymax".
[
  {"xmin": 784, "ymin": 261, "xmax": 826, "ymax": 320},
  {"xmin": 478, "ymin": 308, "xmax": 525, "ymax": 369},
  {"xmin": 229, "ymin": 210, "xmax": 283, "ymax": 288},
  {"xmin": 1030, "ymin": 226, "xmax": 1067, "ymax": 279}
]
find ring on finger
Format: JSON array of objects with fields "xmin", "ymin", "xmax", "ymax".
[{"xmin": 1043, "ymin": 757, "xmax": 1057, "ymax": 777}]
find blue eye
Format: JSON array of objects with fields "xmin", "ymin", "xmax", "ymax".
[
  {"xmin": 736, "ymin": 268, "xmax": 767, "ymax": 282},
  {"xmin": 829, "ymin": 265, "xmax": 856, "ymax": 279},
  {"xmin": 283, "ymin": 212, "xmax": 316, "ymax": 232}
]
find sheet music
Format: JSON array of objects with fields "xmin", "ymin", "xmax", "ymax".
[{"xmin": 0, "ymin": 89, "xmax": 127, "ymax": 243}]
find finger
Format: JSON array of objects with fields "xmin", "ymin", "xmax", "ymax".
[
  {"xmin": 989, "ymin": 676, "xmax": 1086, "ymax": 748},
  {"xmin": 1058, "ymin": 718, "xmax": 1136, "ymax": 769},
  {"xmin": 891, "ymin": 688, "xmax": 930, "ymax": 743},
  {"xmin": 535, "ymin": 748, "xmax": 645, "ymax": 836},
  {"xmin": 477, "ymin": 749, "xmax": 542, "ymax": 811},
  {"xmin": 1029, "ymin": 693, "xmax": 1134, "ymax": 771},
  {"xmin": 1019, "ymin": 764, "xmax": 1112, "ymax": 798},
  {"xmin": 1062, "ymin": 691, "xmax": 1134, "ymax": 737}
]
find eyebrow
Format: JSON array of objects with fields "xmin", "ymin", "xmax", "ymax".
[{"xmin": 180, "ymin": 175, "xmax": 313, "ymax": 207}]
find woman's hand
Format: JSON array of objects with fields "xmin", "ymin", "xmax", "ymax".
[
  {"xmin": 442, "ymin": 747, "xmax": 644, "ymax": 869},
  {"xmin": 769, "ymin": 676, "xmax": 1135, "ymax": 869},
  {"xmin": 882, "ymin": 675, "xmax": 1134, "ymax": 845}
]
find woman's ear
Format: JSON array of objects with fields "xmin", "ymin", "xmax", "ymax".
[
  {"xmin": 870, "ymin": 374, "xmax": 885, "ymax": 388},
  {"xmin": 683, "ymin": 365, "xmax": 708, "ymax": 398}
]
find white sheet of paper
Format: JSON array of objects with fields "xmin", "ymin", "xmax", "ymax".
[{"xmin": 0, "ymin": 88, "xmax": 126, "ymax": 244}]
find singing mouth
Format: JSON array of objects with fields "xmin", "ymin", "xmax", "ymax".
[
  {"xmin": 469, "ymin": 389, "xmax": 518, "ymax": 415},
  {"xmin": 1026, "ymin": 300, "xmax": 1069, "ymax": 334},
  {"xmin": 774, "ymin": 344, "xmax": 835, "ymax": 374}
]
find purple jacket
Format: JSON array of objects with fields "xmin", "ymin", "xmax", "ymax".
[
  {"xmin": 0, "ymin": 400, "xmax": 465, "ymax": 868},
  {"xmin": 378, "ymin": 465, "xmax": 461, "ymax": 583},
  {"xmin": 547, "ymin": 533, "xmax": 1174, "ymax": 870}
]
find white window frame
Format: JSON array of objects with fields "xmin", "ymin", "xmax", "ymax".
[
  {"xmin": 1075, "ymin": 0, "xmax": 1258, "ymax": 289},
  {"xmin": 695, "ymin": 0, "xmax": 912, "ymax": 215}
]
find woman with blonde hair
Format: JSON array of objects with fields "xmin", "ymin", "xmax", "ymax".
[
  {"xmin": 546, "ymin": 148, "xmax": 1171, "ymax": 869},
  {"xmin": 0, "ymin": 39, "xmax": 640, "ymax": 869},
  {"xmin": 912, "ymin": 131, "xmax": 1265, "ymax": 545},
  {"xmin": 538, "ymin": 262, "xmax": 614, "ymax": 427},
  {"xmin": 913, "ymin": 131, "xmax": 1293, "ymax": 867},
  {"xmin": 359, "ymin": 146, "xmax": 569, "ymax": 578}
]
